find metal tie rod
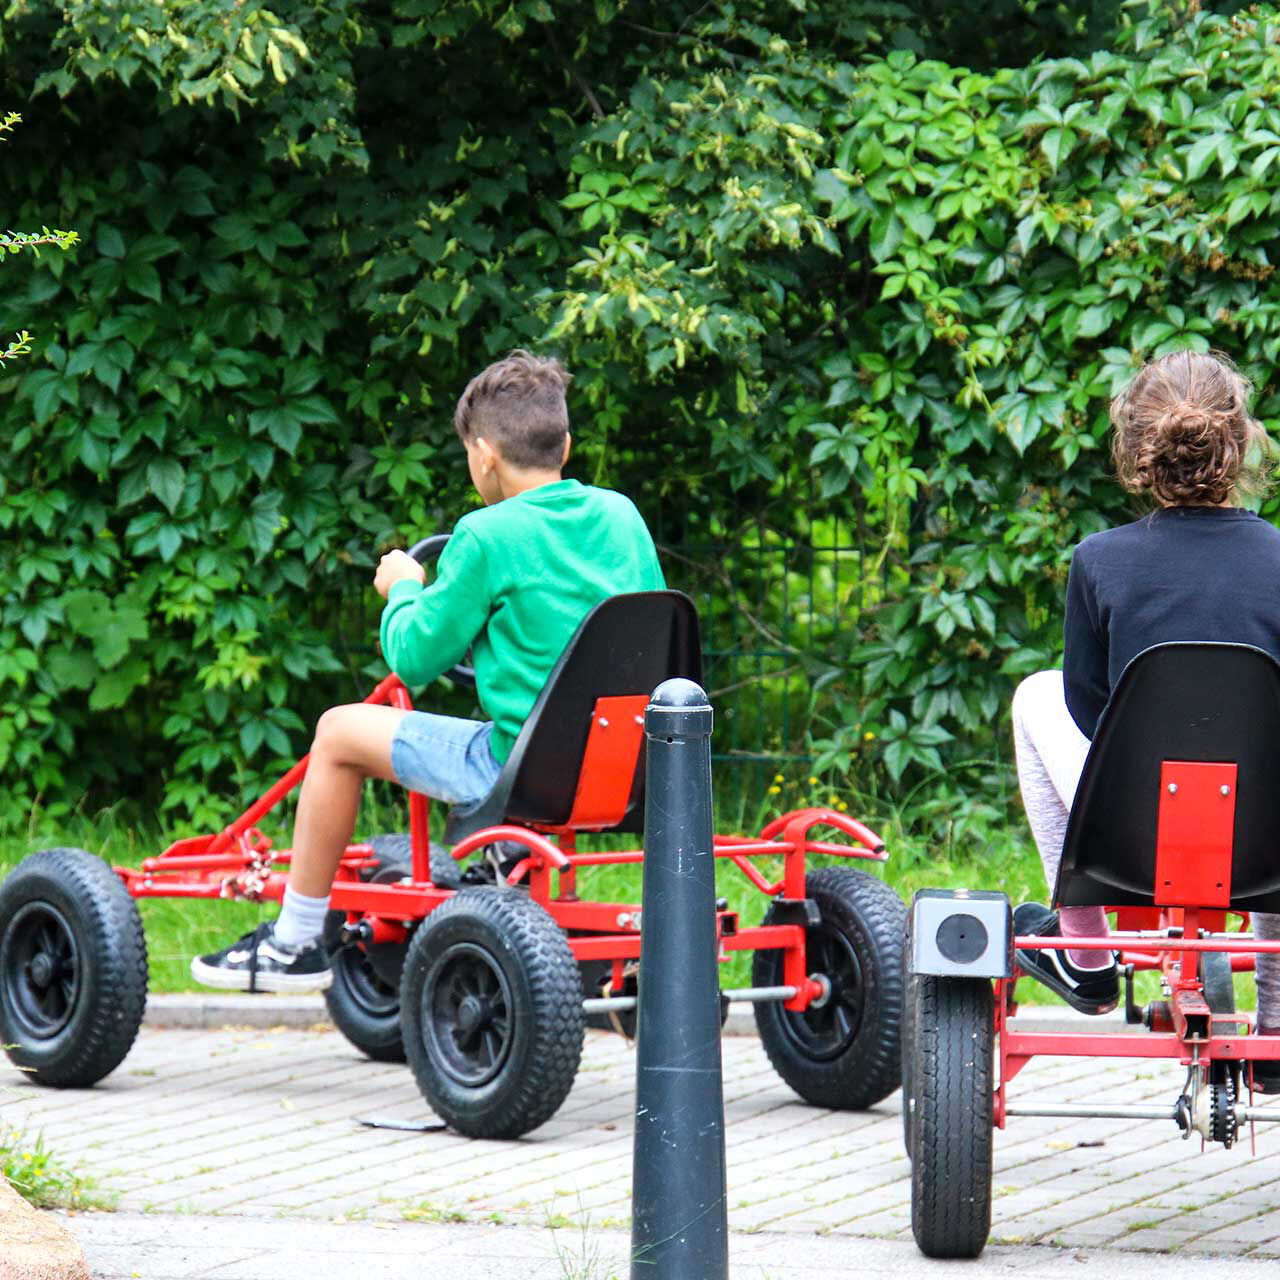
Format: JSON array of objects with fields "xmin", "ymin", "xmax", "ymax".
[
  {"xmin": 1237, "ymin": 1106, "xmax": 1280, "ymax": 1123},
  {"xmin": 1006, "ymin": 1103, "xmax": 1178, "ymax": 1121},
  {"xmin": 583, "ymin": 985, "xmax": 798, "ymax": 1015},
  {"xmin": 1006, "ymin": 1102, "xmax": 1280, "ymax": 1123}
]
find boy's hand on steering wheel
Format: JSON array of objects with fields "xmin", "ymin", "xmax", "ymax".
[{"xmin": 374, "ymin": 549, "xmax": 426, "ymax": 599}]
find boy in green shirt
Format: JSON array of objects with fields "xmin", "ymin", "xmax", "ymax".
[{"xmin": 192, "ymin": 351, "xmax": 665, "ymax": 991}]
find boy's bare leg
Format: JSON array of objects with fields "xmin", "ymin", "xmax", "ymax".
[
  {"xmin": 287, "ymin": 703, "xmax": 408, "ymax": 898},
  {"xmin": 191, "ymin": 703, "xmax": 410, "ymax": 989}
]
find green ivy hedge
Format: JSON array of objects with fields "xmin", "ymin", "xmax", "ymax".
[{"xmin": 1, "ymin": 1, "xmax": 1277, "ymax": 825}]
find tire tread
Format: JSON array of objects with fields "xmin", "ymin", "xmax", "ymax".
[
  {"xmin": 909, "ymin": 974, "xmax": 994, "ymax": 1259},
  {"xmin": 753, "ymin": 866, "xmax": 907, "ymax": 1109}
]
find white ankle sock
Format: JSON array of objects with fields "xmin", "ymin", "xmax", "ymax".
[{"xmin": 274, "ymin": 886, "xmax": 331, "ymax": 947}]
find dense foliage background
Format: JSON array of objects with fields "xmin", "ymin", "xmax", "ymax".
[{"xmin": 2, "ymin": 0, "xmax": 1276, "ymax": 829}]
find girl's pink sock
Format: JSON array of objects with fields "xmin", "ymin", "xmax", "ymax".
[{"xmin": 1060, "ymin": 905, "xmax": 1112, "ymax": 969}]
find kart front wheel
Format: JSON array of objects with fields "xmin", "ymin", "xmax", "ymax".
[
  {"xmin": 901, "ymin": 967, "xmax": 919, "ymax": 1155},
  {"xmin": 908, "ymin": 973, "xmax": 994, "ymax": 1259},
  {"xmin": 0, "ymin": 848, "xmax": 148, "ymax": 1087},
  {"xmin": 753, "ymin": 866, "xmax": 907, "ymax": 1109},
  {"xmin": 400, "ymin": 888, "xmax": 584, "ymax": 1138}
]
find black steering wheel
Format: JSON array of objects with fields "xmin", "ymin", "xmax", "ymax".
[{"xmin": 406, "ymin": 534, "xmax": 476, "ymax": 688}]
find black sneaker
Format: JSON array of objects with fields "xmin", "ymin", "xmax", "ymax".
[
  {"xmin": 190, "ymin": 923, "xmax": 333, "ymax": 993},
  {"xmin": 1013, "ymin": 902, "xmax": 1119, "ymax": 1016},
  {"xmin": 1253, "ymin": 1026, "xmax": 1280, "ymax": 1094}
]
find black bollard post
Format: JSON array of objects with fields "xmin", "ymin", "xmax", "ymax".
[{"xmin": 631, "ymin": 678, "xmax": 728, "ymax": 1280}]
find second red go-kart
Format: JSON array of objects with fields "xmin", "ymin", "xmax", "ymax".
[
  {"xmin": 903, "ymin": 642, "xmax": 1280, "ymax": 1258},
  {"xmin": 0, "ymin": 536, "xmax": 909, "ymax": 1139}
]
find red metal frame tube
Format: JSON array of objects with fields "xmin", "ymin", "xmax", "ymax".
[{"xmin": 1017, "ymin": 935, "xmax": 1280, "ymax": 954}]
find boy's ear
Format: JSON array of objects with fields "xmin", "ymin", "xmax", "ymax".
[
  {"xmin": 474, "ymin": 436, "xmax": 498, "ymax": 472},
  {"xmin": 561, "ymin": 434, "xmax": 571, "ymax": 466}
]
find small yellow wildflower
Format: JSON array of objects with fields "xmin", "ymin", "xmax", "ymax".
[
  {"xmin": 837, "ymin": 801, "xmax": 849, "ymax": 812},
  {"xmin": 863, "ymin": 731, "xmax": 875, "ymax": 741},
  {"xmin": 808, "ymin": 775, "xmax": 818, "ymax": 785},
  {"xmin": 768, "ymin": 785, "xmax": 782, "ymax": 795},
  {"xmin": 773, "ymin": 772, "xmax": 784, "ymax": 783}
]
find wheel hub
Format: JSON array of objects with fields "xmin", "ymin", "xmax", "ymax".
[
  {"xmin": 1, "ymin": 901, "xmax": 82, "ymax": 1040},
  {"xmin": 422, "ymin": 940, "xmax": 515, "ymax": 1087},
  {"xmin": 776, "ymin": 923, "xmax": 865, "ymax": 1062},
  {"xmin": 457, "ymin": 994, "xmax": 491, "ymax": 1038},
  {"xmin": 29, "ymin": 952, "xmax": 55, "ymax": 988}
]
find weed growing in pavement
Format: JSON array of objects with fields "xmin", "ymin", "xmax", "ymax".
[
  {"xmin": 400, "ymin": 1199, "xmax": 468, "ymax": 1224},
  {"xmin": 548, "ymin": 1202, "xmax": 622, "ymax": 1280},
  {"xmin": 1, "ymin": 1125, "xmax": 115, "ymax": 1211}
]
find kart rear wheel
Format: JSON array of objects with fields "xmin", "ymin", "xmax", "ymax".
[
  {"xmin": 323, "ymin": 834, "xmax": 456, "ymax": 1063},
  {"xmin": 0, "ymin": 848, "xmax": 148, "ymax": 1087},
  {"xmin": 1203, "ymin": 949, "xmax": 1238, "ymax": 1036},
  {"xmin": 400, "ymin": 888, "xmax": 584, "ymax": 1138},
  {"xmin": 909, "ymin": 974, "xmax": 994, "ymax": 1259},
  {"xmin": 753, "ymin": 866, "xmax": 907, "ymax": 1109}
]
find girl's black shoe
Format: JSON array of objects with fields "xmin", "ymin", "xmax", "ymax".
[{"xmin": 1012, "ymin": 902, "xmax": 1120, "ymax": 1016}]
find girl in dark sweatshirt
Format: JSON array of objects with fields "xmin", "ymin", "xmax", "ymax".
[{"xmin": 1011, "ymin": 348, "xmax": 1280, "ymax": 1089}]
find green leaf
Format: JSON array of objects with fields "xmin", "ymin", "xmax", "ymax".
[
  {"xmin": 868, "ymin": 212, "xmax": 902, "ymax": 263},
  {"xmin": 1040, "ymin": 127, "xmax": 1075, "ymax": 173},
  {"xmin": 1184, "ymin": 134, "xmax": 1224, "ymax": 182},
  {"xmin": 96, "ymin": 224, "xmax": 126, "ymax": 258},
  {"xmin": 89, "ymin": 657, "xmax": 148, "ymax": 711},
  {"xmin": 46, "ymin": 649, "xmax": 98, "ymax": 690},
  {"xmin": 147, "ymin": 457, "xmax": 185, "ymax": 513}
]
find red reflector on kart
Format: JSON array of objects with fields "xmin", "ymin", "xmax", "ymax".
[
  {"xmin": 566, "ymin": 694, "xmax": 650, "ymax": 830},
  {"xmin": 1154, "ymin": 760, "xmax": 1237, "ymax": 909}
]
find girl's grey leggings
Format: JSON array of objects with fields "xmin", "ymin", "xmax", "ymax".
[{"xmin": 1012, "ymin": 669, "xmax": 1280, "ymax": 1028}]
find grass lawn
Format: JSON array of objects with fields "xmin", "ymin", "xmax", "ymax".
[{"xmin": 0, "ymin": 785, "xmax": 1258, "ymax": 1009}]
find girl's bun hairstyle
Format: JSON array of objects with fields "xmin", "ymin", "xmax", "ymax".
[{"xmin": 1110, "ymin": 349, "xmax": 1270, "ymax": 507}]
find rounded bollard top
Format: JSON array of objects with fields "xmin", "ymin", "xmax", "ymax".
[
  {"xmin": 649, "ymin": 677, "xmax": 710, "ymax": 710},
  {"xmin": 646, "ymin": 678, "xmax": 713, "ymax": 739}
]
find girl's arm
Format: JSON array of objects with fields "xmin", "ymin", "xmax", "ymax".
[{"xmin": 1062, "ymin": 548, "xmax": 1109, "ymax": 738}]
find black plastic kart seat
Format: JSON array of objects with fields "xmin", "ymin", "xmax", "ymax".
[
  {"xmin": 443, "ymin": 590, "xmax": 701, "ymax": 844},
  {"xmin": 1056, "ymin": 642, "xmax": 1280, "ymax": 915}
]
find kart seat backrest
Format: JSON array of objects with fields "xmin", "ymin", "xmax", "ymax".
[
  {"xmin": 1056, "ymin": 642, "xmax": 1280, "ymax": 915},
  {"xmin": 443, "ymin": 590, "xmax": 702, "ymax": 844}
]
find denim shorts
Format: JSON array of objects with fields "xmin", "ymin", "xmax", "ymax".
[{"xmin": 389, "ymin": 712, "xmax": 502, "ymax": 806}]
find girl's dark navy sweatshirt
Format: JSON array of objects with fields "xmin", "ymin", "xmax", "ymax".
[{"xmin": 1064, "ymin": 506, "xmax": 1280, "ymax": 738}]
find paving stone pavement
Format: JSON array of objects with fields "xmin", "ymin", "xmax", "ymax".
[{"xmin": 3, "ymin": 1020, "xmax": 1280, "ymax": 1273}]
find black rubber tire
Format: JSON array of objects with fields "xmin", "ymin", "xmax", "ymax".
[
  {"xmin": 752, "ymin": 866, "xmax": 907, "ymax": 1109},
  {"xmin": 909, "ymin": 974, "xmax": 994, "ymax": 1259},
  {"xmin": 0, "ymin": 848, "xmax": 148, "ymax": 1087},
  {"xmin": 901, "ymin": 967, "xmax": 919, "ymax": 1155},
  {"xmin": 322, "ymin": 833, "xmax": 456, "ymax": 1063},
  {"xmin": 356, "ymin": 832, "xmax": 460, "ymax": 891},
  {"xmin": 400, "ymin": 888, "xmax": 584, "ymax": 1138},
  {"xmin": 1203, "ymin": 949, "xmax": 1238, "ymax": 1036}
]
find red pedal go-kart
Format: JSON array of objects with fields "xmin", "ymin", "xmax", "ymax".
[
  {"xmin": 0, "ymin": 537, "xmax": 908, "ymax": 1139},
  {"xmin": 904, "ymin": 643, "xmax": 1280, "ymax": 1258}
]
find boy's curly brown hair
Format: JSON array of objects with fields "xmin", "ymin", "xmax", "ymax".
[
  {"xmin": 454, "ymin": 350, "xmax": 572, "ymax": 470},
  {"xmin": 1110, "ymin": 349, "xmax": 1270, "ymax": 507}
]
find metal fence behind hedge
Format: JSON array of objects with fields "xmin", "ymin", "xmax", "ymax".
[{"xmin": 329, "ymin": 513, "xmax": 876, "ymax": 811}]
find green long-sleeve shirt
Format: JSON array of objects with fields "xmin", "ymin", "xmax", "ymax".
[{"xmin": 380, "ymin": 480, "xmax": 665, "ymax": 762}]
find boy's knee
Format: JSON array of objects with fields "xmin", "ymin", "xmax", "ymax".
[{"xmin": 311, "ymin": 705, "xmax": 362, "ymax": 759}]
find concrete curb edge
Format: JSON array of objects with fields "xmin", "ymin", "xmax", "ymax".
[{"xmin": 142, "ymin": 991, "xmax": 1132, "ymax": 1036}]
